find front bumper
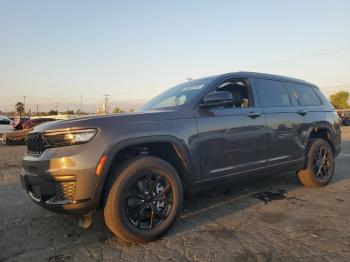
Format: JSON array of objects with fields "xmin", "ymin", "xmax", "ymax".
[
  {"xmin": 20, "ymin": 168, "xmax": 100, "ymax": 214},
  {"xmin": 20, "ymin": 142, "xmax": 106, "ymax": 214}
]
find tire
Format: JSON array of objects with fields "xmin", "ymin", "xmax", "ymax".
[
  {"xmin": 297, "ymin": 138, "xmax": 334, "ymax": 188},
  {"xmin": 104, "ymin": 156, "xmax": 183, "ymax": 244}
]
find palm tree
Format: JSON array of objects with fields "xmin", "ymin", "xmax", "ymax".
[{"xmin": 15, "ymin": 102, "xmax": 25, "ymax": 117}]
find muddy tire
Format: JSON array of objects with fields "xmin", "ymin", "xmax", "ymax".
[
  {"xmin": 297, "ymin": 138, "xmax": 334, "ymax": 188},
  {"xmin": 104, "ymin": 156, "xmax": 183, "ymax": 244}
]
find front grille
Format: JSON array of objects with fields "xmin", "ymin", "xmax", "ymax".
[
  {"xmin": 51, "ymin": 182, "xmax": 76, "ymax": 202},
  {"xmin": 27, "ymin": 133, "xmax": 45, "ymax": 155}
]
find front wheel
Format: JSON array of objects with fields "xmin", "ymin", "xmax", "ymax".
[
  {"xmin": 297, "ymin": 138, "xmax": 335, "ymax": 188},
  {"xmin": 104, "ymin": 156, "xmax": 183, "ymax": 244}
]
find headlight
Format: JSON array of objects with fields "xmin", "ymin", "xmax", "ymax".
[{"xmin": 44, "ymin": 128, "xmax": 97, "ymax": 147}]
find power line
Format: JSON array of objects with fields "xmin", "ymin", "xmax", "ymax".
[
  {"xmin": 320, "ymin": 84, "xmax": 350, "ymax": 89},
  {"xmin": 319, "ymin": 83, "xmax": 350, "ymax": 95}
]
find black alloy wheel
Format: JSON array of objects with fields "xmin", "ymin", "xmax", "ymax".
[
  {"xmin": 297, "ymin": 138, "xmax": 335, "ymax": 188},
  {"xmin": 104, "ymin": 156, "xmax": 183, "ymax": 243},
  {"xmin": 124, "ymin": 172, "xmax": 173, "ymax": 230},
  {"xmin": 312, "ymin": 143, "xmax": 333, "ymax": 183}
]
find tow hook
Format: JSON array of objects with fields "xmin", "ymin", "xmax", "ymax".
[{"xmin": 78, "ymin": 212, "xmax": 93, "ymax": 229}]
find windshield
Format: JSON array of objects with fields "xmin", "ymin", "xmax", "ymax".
[{"xmin": 142, "ymin": 77, "xmax": 215, "ymax": 110}]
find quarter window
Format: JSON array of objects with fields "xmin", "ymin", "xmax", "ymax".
[
  {"xmin": 291, "ymin": 84, "xmax": 322, "ymax": 106},
  {"xmin": 255, "ymin": 79, "xmax": 291, "ymax": 107}
]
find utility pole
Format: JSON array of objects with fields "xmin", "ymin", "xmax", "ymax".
[
  {"xmin": 36, "ymin": 104, "xmax": 39, "ymax": 114},
  {"xmin": 23, "ymin": 96, "xmax": 26, "ymax": 114},
  {"xmin": 186, "ymin": 77, "xmax": 193, "ymax": 82},
  {"xmin": 80, "ymin": 95, "xmax": 83, "ymax": 113},
  {"xmin": 104, "ymin": 94, "xmax": 110, "ymax": 114},
  {"xmin": 55, "ymin": 102, "xmax": 58, "ymax": 114}
]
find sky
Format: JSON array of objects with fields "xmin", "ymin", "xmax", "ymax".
[{"xmin": 0, "ymin": 0, "xmax": 350, "ymax": 112}]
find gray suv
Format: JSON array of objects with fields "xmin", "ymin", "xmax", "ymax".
[{"xmin": 20, "ymin": 72, "xmax": 341, "ymax": 243}]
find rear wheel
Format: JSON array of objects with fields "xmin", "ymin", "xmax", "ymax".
[
  {"xmin": 297, "ymin": 138, "xmax": 334, "ymax": 187},
  {"xmin": 104, "ymin": 156, "xmax": 183, "ymax": 243}
]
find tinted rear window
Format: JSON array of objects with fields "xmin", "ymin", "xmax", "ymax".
[
  {"xmin": 255, "ymin": 79, "xmax": 291, "ymax": 107},
  {"xmin": 291, "ymin": 84, "xmax": 322, "ymax": 106}
]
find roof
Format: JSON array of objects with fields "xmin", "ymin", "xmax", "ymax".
[{"xmin": 216, "ymin": 71, "xmax": 316, "ymax": 87}]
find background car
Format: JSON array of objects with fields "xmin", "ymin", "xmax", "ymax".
[
  {"xmin": 20, "ymin": 118, "xmax": 57, "ymax": 130},
  {"xmin": 337, "ymin": 110, "xmax": 350, "ymax": 126},
  {"xmin": 0, "ymin": 115, "xmax": 15, "ymax": 134},
  {"xmin": 4, "ymin": 117, "xmax": 57, "ymax": 145}
]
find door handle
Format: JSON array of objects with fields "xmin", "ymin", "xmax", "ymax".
[
  {"xmin": 297, "ymin": 109, "xmax": 308, "ymax": 116},
  {"xmin": 246, "ymin": 112, "xmax": 261, "ymax": 118}
]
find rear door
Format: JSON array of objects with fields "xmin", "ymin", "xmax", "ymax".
[
  {"xmin": 253, "ymin": 78, "xmax": 305, "ymax": 168},
  {"xmin": 287, "ymin": 82, "xmax": 331, "ymax": 141},
  {"xmin": 288, "ymin": 82, "xmax": 324, "ymax": 119},
  {"xmin": 195, "ymin": 78, "xmax": 267, "ymax": 180}
]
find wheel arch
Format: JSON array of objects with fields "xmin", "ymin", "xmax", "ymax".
[
  {"xmin": 95, "ymin": 135, "xmax": 194, "ymax": 207},
  {"xmin": 306, "ymin": 124, "xmax": 336, "ymax": 153}
]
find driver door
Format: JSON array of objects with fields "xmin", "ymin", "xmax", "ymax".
[{"xmin": 195, "ymin": 78, "xmax": 267, "ymax": 181}]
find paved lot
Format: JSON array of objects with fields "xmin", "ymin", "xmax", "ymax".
[{"xmin": 1, "ymin": 127, "xmax": 350, "ymax": 262}]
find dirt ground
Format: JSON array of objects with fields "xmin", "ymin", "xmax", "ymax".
[{"xmin": 1, "ymin": 127, "xmax": 350, "ymax": 262}]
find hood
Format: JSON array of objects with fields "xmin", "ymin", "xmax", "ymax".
[{"xmin": 33, "ymin": 109, "xmax": 193, "ymax": 133}]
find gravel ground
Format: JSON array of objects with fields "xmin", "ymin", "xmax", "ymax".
[{"xmin": 1, "ymin": 127, "xmax": 350, "ymax": 262}]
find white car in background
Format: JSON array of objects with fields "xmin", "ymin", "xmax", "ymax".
[{"xmin": 0, "ymin": 115, "xmax": 15, "ymax": 134}]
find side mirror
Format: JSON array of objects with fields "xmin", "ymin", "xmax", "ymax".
[{"xmin": 201, "ymin": 91, "xmax": 233, "ymax": 108}]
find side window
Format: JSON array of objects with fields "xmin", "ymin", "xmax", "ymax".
[
  {"xmin": 255, "ymin": 79, "xmax": 291, "ymax": 107},
  {"xmin": 291, "ymin": 84, "xmax": 322, "ymax": 106},
  {"xmin": 212, "ymin": 79, "xmax": 252, "ymax": 108},
  {"xmin": 0, "ymin": 118, "xmax": 11, "ymax": 125}
]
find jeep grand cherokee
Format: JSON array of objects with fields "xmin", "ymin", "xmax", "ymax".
[{"xmin": 20, "ymin": 72, "xmax": 341, "ymax": 243}]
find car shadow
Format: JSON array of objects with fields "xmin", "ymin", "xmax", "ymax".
[{"xmin": 167, "ymin": 171, "xmax": 303, "ymax": 237}]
